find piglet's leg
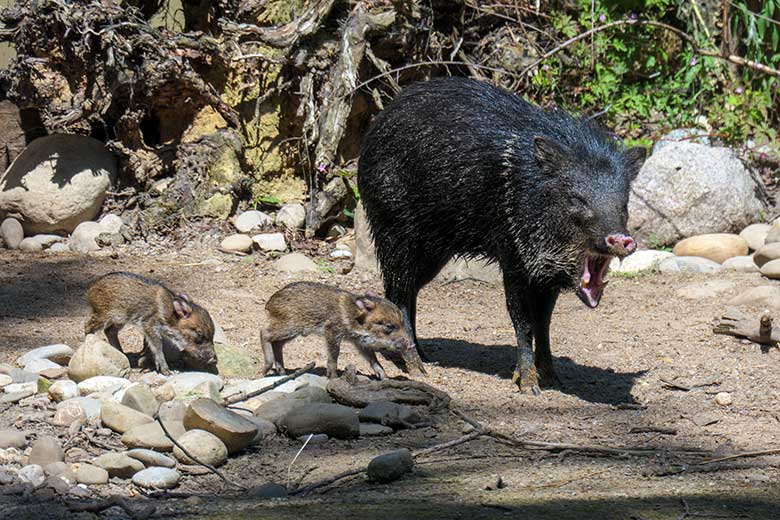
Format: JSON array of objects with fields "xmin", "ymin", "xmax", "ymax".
[
  {"xmin": 325, "ymin": 330, "xmax": 340, "ymax": 379},
  {"xmin": 142, "ymin": 325, "xmax": 171, "ymax": 375},
  {"xmin": 260, "ymin": 328, "xmax": 276, "ymax": 375},
  {"xmin": 271, "ymin": 340, "xmax": 287, "ymax": 375},
  {"xmin": 355, "ymin": 345, "xmax": 387, "ymax": 380}
]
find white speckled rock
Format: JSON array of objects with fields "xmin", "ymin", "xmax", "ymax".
[
  {"xmin": 274, "ymin": 253, "xmax": 318, "ymax": 272},
  {"xmin": 164, "ymin": 373, "xmax": 224, "ymax": 398},
  {"xmin": 132, "ymin": 467, "xmax": 180, "ymax": 489},
  {"xmin": 613, "ymin": 250, "xmax": 674, "ymax": 273},
  {"xmin": 234, "ymin": 210, "xmax": 273, "ymax": 233},
  {"xmin": 252, "ymin": 233, "xmax": 287, "ymax": 252},
  {"xmin": 91, "ymin": 452, "xmax": 145, "ymax": 478},
  {"xmin": 72, "ymin": 463, "xmax": 109, "ymax": 485},
  {"xmin": 19, "ymin": 234, "xmax": 65, "ymax": 252},
  {"xmin": 125, "ymin": 449, "xmax": 176, "ymax": 468},
  {"xmin": 721, "ymin": 255, "xmax": 759, "ymax": 273},
  {"xmin": 759, "ymin": 258, "xmax": 780, "ymax": 280},
  {"xmin": 22, "ymin": 358, "xmax": 61, "ymax": 374},
  {"xmin": 57, "ymin": 397, "xmax": 102, "ymax": 421},
  {"xmin": 658, "ymin": 256, "xmax": 722, "ymax": 273},
  {"xmin": 68, "ymin": 334, "xmax": 129, "ymax": 382},
  {"xmin": 100, "ymin": 401, "xmax": 154, "ymax": 434},
  {"xmin": 729, "ymin": 286, "xmax": 780, "ymax": 308},
  {"xmin": 18, "ymin": 464, "xmax": 45, "ymax": 487},
  {"xmin": 77, "ymin": 376, "xmax": 130, "ymax": 396},
  {"xmin": 0, "ymin": 217, "xmax": 23, "ymax": 249},
  {"xmin": 220, "ymin": 234, "xmax": 253, "ymax": 253},
  {"xmin": 173, "ymin": 429, "xmax": 228, "ymax": 466},
  {"xmin": 275, "ymin": 203, "xmax": 305, "ymax": 230},
  {"xmin": 48, "ymin": 380, "xmax": 79, "ymax": 402},
  {"xmin": 740, "ymin": 223, "xmax": 771, "ymax": 251}
]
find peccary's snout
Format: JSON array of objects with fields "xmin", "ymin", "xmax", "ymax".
[{"xmin": 605, "ymin": 234, "xmax": 636, "ymax": 257}]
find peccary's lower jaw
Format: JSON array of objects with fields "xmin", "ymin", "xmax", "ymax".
[{"xmin": 576, "ymin": 254, "xmax": 612, "ymax": 308}]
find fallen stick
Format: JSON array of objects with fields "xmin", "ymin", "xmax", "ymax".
[
  {"xmin": 155, "ymin": 416, "xmax": 245, "ymax": 490},
  {"xmin": 452, "ymin": 409, "xmax": 705, "ymax": 458},
  {"xmin": 629, "ymin": 426, "xmax": 677, "ymax": 435},
  {"xmin": 224, "ymin": 361, "xmax": 316, "ymax": 405},
  {"xmin": 695, "ymin": 448, "xmax": 780, "ymax": 466},
  {"xmin": 293, "ymin": 468, "xmax": 364, "ymax": 496},
  {"xmin": 713, "ymin": 310, "xmax": 779, "ymax": 346},
  {"xmin": 660, "ymin": 378, "xmax": 692, "ymax": 391}
]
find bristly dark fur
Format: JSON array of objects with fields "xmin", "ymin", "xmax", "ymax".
[{"xmin": 357, "ymin": 77, "xmax": 645, "ymax": 390}]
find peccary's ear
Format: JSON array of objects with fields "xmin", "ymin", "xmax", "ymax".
[
  {"xmin": 178, "ymin": 293, "xmax": 192, "ymax": 303},
  {"xmin": 623, "ymin": 146, "xmax": 647, "ymax": 181},
  {"xmin": 173, "ymin": 299, "xmax": 192, "ymax": 319},
  {"xmin": 365, "ymin": 289, "xmax": 379, "ymax": 298},
  {"xmin": 533, "ymin": 136, "xmax": 567, "ymax": 174}
]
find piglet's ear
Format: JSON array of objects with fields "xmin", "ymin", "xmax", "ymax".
[
  {"xmin": 173, "ymin": 299, "xmax": 192, "ymax": 319},
  {"xmin": 355, "ymin": 298, "xmax": 376, "ymax": 323},
  {"xmin": 533, "ymin": 136, "xmax": 568, "ymax": 175},
  {"xmin": 623, "ymin": 146, "xmax": 647, "ymax": 181}
]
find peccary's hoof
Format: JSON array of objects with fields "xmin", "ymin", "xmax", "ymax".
[{"xmin": 512, "ymin": 366, "xmax": 540, "ymax": 396}]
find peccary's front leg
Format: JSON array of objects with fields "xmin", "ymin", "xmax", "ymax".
[
  {"xmin": 500, "ymin": 265, "xmax": 540, "ymax": 395},
  {"xmin": 529, "ymin": 287, "xmax": 561, "ymax": 388},
  {"xmin": 142, "ymin": 325, "xmax": 171, "ymax": 375}
]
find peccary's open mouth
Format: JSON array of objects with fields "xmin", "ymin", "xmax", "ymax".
[{"xmin": 576, "ymin": 254, "xmax": 612, "ymax": 308}]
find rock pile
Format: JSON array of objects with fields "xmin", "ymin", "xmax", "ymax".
[{"xmin": 0, "ymin": 334, "xmax": 430, "ymax": 497}]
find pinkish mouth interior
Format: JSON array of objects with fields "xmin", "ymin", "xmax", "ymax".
[{"xmin": 576, "ymin": 254, "xmax": 613, "ymax": 308}]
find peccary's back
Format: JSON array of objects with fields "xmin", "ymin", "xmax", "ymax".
[{"xmin": 358, "ymin": 77, "xmax": 619, "ymax": 264}]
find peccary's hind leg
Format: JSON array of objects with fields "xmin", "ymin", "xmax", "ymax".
[
  {"xmin": 500, "ymin": 261, "xmax": 540, "ymax": 395},
  {"xmin": 529, "ymin": 287, "xmax": 561, "ymax": 388}
]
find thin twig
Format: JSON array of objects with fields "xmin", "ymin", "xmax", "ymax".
[
  {"xmin": 224, "ymin": 361, "xmax": 316, "ymax": 405},
  {"xmin": 695, "ymin": 448, "xmax": 780, "ymax": 466},
  {"xmin": 155, "ymin": 417, "xmax": 245, "ymax": 490},
  {"xmin": 518, "ymin": 19, "xmax": 780, "ymax": 79}
]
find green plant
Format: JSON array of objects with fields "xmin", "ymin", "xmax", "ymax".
[
  {"xmin": 254, "ymin": 195, "xmax": 282, "ymax": 207},
  {"xmin": 534, "ymin": 1, "xmax": 780, "ymax": 148},
  {"xmin": 316, "ymin": 258, "xmax": 336, "ymax": 273}
]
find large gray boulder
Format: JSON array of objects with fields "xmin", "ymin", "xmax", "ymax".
[
  {"xmin": 0, "ymin": 135, "xmax": 116, "ymax": 235},
  {"xmin": 628, "ymin": 142, "xmax": 767, "ymax": 246}
]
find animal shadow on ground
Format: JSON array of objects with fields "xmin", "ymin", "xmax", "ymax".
[{"xmin": 421, "ymin": 338, "xmax": 645, "ymax": 405}]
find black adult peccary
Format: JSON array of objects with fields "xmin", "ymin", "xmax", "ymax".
[{"xmin": 357, "ymin": 77, "xmax": 645, "ymax": 394}]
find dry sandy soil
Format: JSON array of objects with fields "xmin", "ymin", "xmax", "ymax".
[{"xmin": 1, "ymin": 243, "xmax": 780, "ymax": 519}]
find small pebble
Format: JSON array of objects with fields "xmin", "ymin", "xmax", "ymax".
[{"xmin": 714, "ymin": 392, "xmax": 732, "ymax": 406}]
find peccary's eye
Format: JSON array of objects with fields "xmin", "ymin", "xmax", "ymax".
[
  {"xmin": 568, "ymin": 193, "xmax": 588, "ymax": 207},
  {"xmin": 384, "ymin": 324, "xmax": 397, "ymax": 334}
]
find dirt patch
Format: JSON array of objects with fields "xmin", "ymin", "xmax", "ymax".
[{"xmin": 2, "ymin": 248, "xmax": 780, "ymax": 519}]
